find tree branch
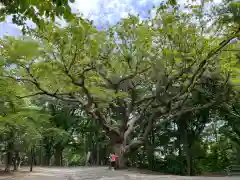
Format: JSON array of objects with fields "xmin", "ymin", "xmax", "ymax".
[
  {"xmin": 60, "ymin": 61, "xmax": 121, "ymax": 136},
  {"xmin": 67, "ymin": 44, "xmax": 79, "ymax": 73},
  {"xmin": 159, "ymin": 101, "xmax": 218, "ymax": 125},
  {"xmin": 123, "ymin": 112, "xmax": 140, "ymax": 145},
  {"xmin": 124, "ymin": 30, "xmax": 237, "ymax": 150},
  {"xmin": 118, "ymin": 67, "xmax": 151, "ymax": 85},
  {"xmin": 16, "ymin": 92, "xmax": 45, "ymax": 98}
]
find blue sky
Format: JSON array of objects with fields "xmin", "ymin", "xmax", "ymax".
[{"xmin": 0, "ymin": 0, "xmax": 221, "ymax": 37}]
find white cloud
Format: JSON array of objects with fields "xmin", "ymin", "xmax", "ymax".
[
  {"xmin": 70, "ymin": 0, "xmax": 160, "ymax": 25},
  {"xmin": 70, "ymin": 0, "xmax": 223, "ymax": 25}
]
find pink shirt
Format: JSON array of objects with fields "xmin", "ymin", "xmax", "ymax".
[{"xmin": 111, "ymin": 155, "xmax": 117, "ymax": 161}]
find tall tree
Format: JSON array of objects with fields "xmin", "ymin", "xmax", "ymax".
[{"xmin": 0, "ymin": 2, "xmax": 239, "ymax": 168}]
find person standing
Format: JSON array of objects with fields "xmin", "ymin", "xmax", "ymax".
[{"xmin": 109, "ymin": 153, "xmax": 117, "ymax": 170}]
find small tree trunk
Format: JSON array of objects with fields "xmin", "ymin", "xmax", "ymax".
[
  {"xmin": 183, "ymin": 123, "xmax": 191, "ymax": 176},
  {"xmin": 30, "ymin": 148, "xmax": 34, "ymax": 172},
  {"xmin": 40, "ymin": 141, "xmax": 44, "ymax": 166},
  {"xmin": 4, "ymin": 141, "xmax": 14, "ymax": 172},
  {"xmin": 12, "ymin": 151, "xmax": 20, "ymax": 171},
  {"xmin": 18, "ymin": 160, "xmax": 22, "ymax": 170},
  {"xmin": 43, "ymin": 146, "xmax": 52, "ymax": 166},
  {"xmin": 44, "ymin": 154, "xmax": 51, "ymax": 166},
  {"xmin": 13, "ymin": 158, "xmax": 17, "ymax": 171},
  {"xmin": 4, "ymin": 151, "xmax": 12, "ymax": 172},
  {"xmin": 146, "ymin": 130, "xmax": 155, "ymax": 171},
  {"xmin": 43, "ymin": 139, "xmax": 52, "ymax": 166},
  {"xmin": 85, "ymin": 151, "xmax": 91, "ymax": 166},
  {"xmin": 16, "ymin": 152, "xmax": 20, "ymax": 169},
  {"xmin": 184, "ymin": 144, "xmax": 191, "ymax": 176},
  {"xmin": 96, "ymin": 142, "xmax": 100, "ymax": 165},
  {"xmin": 54, "ymin": 144, "xmax": 63, "ymax": 166},
  {"xmin": 178, "ymin": 116, "xmax": 191, "ymax": 176}
]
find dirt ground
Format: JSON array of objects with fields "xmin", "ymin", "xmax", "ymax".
[{"xmin": 0, "ymin": 167, "xmax": 239, "ymax": 180}]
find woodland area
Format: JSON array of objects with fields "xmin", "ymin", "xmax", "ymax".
[{"xmin": 0, "ymin": 0, "xmax": 240, "ymax": 177}]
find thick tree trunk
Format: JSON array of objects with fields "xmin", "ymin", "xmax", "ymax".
[
  {"xmin": 112, "ymin": 143, "xmax": 127, "ymax": 169},
  {"xmin": 54, "ymin": 144, "xmax": 63, "ymax": 166},
  {"xmin": 108, "ymin": 123, "xmax": 145, "ymax": 169}
]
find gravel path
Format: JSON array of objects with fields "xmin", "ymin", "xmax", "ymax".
[{"xmin": 2, "ymin": 167, "xmax": 239, "ymax": 180}]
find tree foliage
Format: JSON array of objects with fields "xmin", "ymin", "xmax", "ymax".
[
  {"xmin": 0, "ymin": 0, "xmax": 240, "ymax": 175},
  {"xmin": 0, "ymin": 0, "xmax": 74, "ymax": 29}
]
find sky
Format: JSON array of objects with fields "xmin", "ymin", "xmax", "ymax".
[{"xmin": 0, "ymin": 0, "xmax": 222, "ymax": 37}]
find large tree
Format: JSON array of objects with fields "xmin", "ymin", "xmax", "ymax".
[{"xmin": 1, "ymin": 2, "xmax": 239, "ymax": 168}]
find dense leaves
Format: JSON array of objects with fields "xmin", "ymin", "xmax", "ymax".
[
  {"xmin": 0, "ymin": 0, "xmax": 240, "ymax": 176},
  {"xmin": 0, "ymin": 0, "xmax": 74, "ymax": 31}
]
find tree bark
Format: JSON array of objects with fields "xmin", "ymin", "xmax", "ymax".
[
  {"xmin": 54, "ymin": 144, "xmax": 63, "ymax": 166},
  {"xmin": 4, "ymin": 151, "xmax": 12, "ymax": 172},
  {"xmin": 183, "ymin": 127, "xmax": 191, "ymax": 176},
  {"xmin": 30, "ymin": 148, "xmax": 34, "ymax": 172},
  {"xmin": 43, "ymin": 143, "xmax": 52, "ymax": 166},
  {"xmin": 177, "ymin": 123, "xmax": 184, "ymax": 175},
  {"xmin": 85, "ymin": 151, "xmax": 91, "ymax": 166},
  {"xmin": 43, "ymin": 138, "xmax": 53, "ymax": 166},
  {"xmin": 180, "ymin": 118, "xmax": 191, "ymax": 176},
  {"xmin": 96, "ymin": 142, "xmax": 100, "ymax": 165},
  {"xmin": 146, "ymin": 129, "xmax": 155, "ymax": 170},
  {"xmin": 12, "ymin": 155, "xmax": 17, "ymax": 171},
  {"xmin": 16, "ymin": 152, "xmax": 20, "ymax": 169},
  {"xmin": 43, "ymin": 154, "xmax": 51, "ymax": 166},
  {"xmin": 12, "ymin": 151, "xmax": 20, "ymax": 171},
  {"xmin": 178, "ymin": 116, "xmax": 191, "ymax": 176},
  {"xmin": 112, "ymin": 143, "xmax": 127, "ymax": 169}
]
